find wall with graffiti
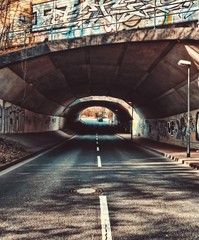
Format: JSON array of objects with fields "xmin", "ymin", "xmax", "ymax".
[
  {"xmin": 0, "ymin": 100, "xmax": 64, "ymax": 133},
  {"xmin": 136, "ymin": 109, "xmax": 199, "ymax": 147},
  {"xmin": 32, "ymin": 0, "xmax": 199, "ymax": 41},
  {"xmin": 0, "ymin": 0, "xmax": 198, "ymax": 49}
]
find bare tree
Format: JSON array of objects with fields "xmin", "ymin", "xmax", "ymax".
[
  {"xmin": 0, "ymin": 0, "xmax": 32, "ymax": 52},
  {"xmin": 0, "ymin": 0, "xmax": 11, "ymax": 50}
]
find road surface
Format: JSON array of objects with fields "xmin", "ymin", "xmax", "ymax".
[{"xmin": 0, "ymin": 135, "xmax": 199, "ymax": 240}]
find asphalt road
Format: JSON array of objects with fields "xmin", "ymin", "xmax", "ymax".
[{"xmin": 0, "ymin": 135, "xmax": 199, "ymax": 240}]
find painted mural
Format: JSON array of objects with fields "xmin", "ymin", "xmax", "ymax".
[
  {"xmin": 0, "ymin": 100, "xmax": 63, "ymax": 133},
  {"xmin": 136, "ymin": 109, "xmax": 198, "ymax": 148},
  {"xmin": 0, "ymin": 0, "xmax": 198, "ymax": 50}
]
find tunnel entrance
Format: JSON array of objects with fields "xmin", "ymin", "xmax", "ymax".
[
  {"xmin": 63, "ymin": 96, "xmax": 139, "ymax": 135},
  {"xmin": 78, "ymin": 106, "xmax": 117, "ymax": 134},
  {"xmin": 80, "ymin": 107, "xmax": 116, "ymax": 126}
]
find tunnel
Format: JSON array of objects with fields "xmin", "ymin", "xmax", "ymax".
[
  {"xmin": 0, "ymin": 27, "xmax": 198, "ymax": 146},
  {"xmin": 63, "ymin": 97, "xmax": 133, "ymax": 134}
]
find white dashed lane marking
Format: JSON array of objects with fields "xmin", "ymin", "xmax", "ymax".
[
  {"xmin": 97, "ymin": 156, "xmax": 102, "ymax": 168},
  {"xmin": 99, "ymin": 195, "xmax": 112, "ymax": 240}
]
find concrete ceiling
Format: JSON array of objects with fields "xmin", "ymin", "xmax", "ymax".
[{"xmin": 0, "ymin": 27, "xmax": 198, "ymax": 119}]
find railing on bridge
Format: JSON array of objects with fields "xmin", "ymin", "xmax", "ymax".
[{"xmin": 0, "ymin": 0, "xmax": 199, "ymax": 52}]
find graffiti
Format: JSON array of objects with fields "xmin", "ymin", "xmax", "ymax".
[
  {"xmin": 176, "ymin": 117, "xmax": 186, "ymax": 141},
  {"xmin": 0, "ymin": 0, "xmax": 198, "ymax": 49},
  {"xmin": 136, "ymin": 110, "xmax": 199, "ymax": 148},
  {"xmin": 157, "ymin": 120, "xmax": 167, "ymax": 138},
  {"xmin": 0, "ymin": 100, "xmax": 62, "ymax": 133},
  {"xmin": 32, "ymin": 0, "xmax": 198, "ymax": 39},
  {"xmin": 1, "ymin": 102, "xmax": 25, "ymax": 133}
]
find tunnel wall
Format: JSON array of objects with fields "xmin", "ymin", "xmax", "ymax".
[
  {"xmin": 0, "ymin": 100, "xmax": 64, "ymax": 133},
  {"xmin": 136, "ymin": 109, "xmax": 199, "ymax": 148}
]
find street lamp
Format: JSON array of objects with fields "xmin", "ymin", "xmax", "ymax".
[
  {"xmin": 128, "ymin": 101, "xmax": 133, "ymax": 140},
  {"xmin": 178, "ymin": 59, "xmax": 191, "ymax": 157}
]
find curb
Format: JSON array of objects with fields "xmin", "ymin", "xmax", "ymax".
[
  {"xmin": 164, "ymin": 153, "xmax": 199, "ymax": 170},
  {"xmin": 117, "ymin": 135, "xmax": 199, "ymax": 171}
]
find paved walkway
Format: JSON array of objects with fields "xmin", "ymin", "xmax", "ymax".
[
  {"xmin": 0, "ymin": 131, "xmax": 73, "ymax": 171},
  {"xmin": 0, "ymin": 130, "xmax": 72, "ymax": 152},
  {"xmin": 118, "ymin": 134, "xmax": 199, "ymax": 171}
]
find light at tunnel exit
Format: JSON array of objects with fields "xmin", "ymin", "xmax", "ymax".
[{"xmin": 80, "ymin": 107, "xmax": 117, "ymax": 126}]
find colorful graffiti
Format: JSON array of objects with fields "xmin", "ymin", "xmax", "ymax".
[
  {"xmin": 136, "ymin": 110, "xmax": 198, "ymax": 147},
  {"xmin": 0, "ymin": 0, "xmax": 198, "ymax": 49},
  {"xmin": 32, "ymin": 0, "xmax": 199, "ymax": 39}
]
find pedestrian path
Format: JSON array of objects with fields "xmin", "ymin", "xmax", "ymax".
[
  {"xmin": 0, "ymin": 130, "xmax": 73, "ymax": 171},
  {"xmin": 118, "ymin": 134, "xmax": 199, "ymax": 171},
  {"xmin": 0, "ymin": 130, "xmax": 72, "ymax": 152}
]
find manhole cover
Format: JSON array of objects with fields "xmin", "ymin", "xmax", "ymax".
[{"xmin": 69, "ymin": 187, "xmax": 103, "ymax": 195}]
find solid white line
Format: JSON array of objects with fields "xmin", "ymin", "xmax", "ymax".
[
  {"xmin": 0, "ymin": 136, "xmax": 76, "ymax": 177},
  {"xmin": 97, "ymin": 156, "xmax": 102, "ymax": 168},
  {"xmin": 99, "ymin": 195, "xmax": 112, "ymax": 240},
  {"xmin": 0, "ymin": 158, "xmax": 38, "ymax": 177},
  {"xmin": 97, "ymin": 147, "xmax": 100, "ymax": 152}
]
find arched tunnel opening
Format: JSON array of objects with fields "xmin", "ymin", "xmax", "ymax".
[{"xmin": 62, "ymin": 96, "xmax": 138, "ymax": 135}]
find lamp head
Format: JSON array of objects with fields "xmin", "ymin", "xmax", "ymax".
[{"xmin": 178, "ymin": 60, "xmax": 191, "ymax": 66}]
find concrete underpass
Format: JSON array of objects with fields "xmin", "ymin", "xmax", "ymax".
[
  {"xmin": 0, "ymin": 27, "xmax": 199, "ymax": 144},
  {"xmin": 0, "ymin": 2, "xmax": 199, "ymax": 239}
]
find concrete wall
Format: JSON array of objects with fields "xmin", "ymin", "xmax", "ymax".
[
  {"xmin": 136, "ymin": 109, "xmax": 199, "ymax": 148},
  {"xmin": 0, "ymin": 100, "xmax": 64, "ymax": 133},
  {"xmin": 0, "ymin": 0, "xmax": 198, "ymax": 49}
]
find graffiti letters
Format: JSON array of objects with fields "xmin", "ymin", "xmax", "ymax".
[{"xmin": 32, "ymin": 0, "xmax": 198, "ymax": 38}]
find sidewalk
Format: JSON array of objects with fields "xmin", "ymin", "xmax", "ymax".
[
  {"xmin": 0, "ymin": 130, "xmax": 72, "ymax": 152},
  {"xmin": 118, "ymin": 134, "xmax": 199, "ymax": 171},
  {"xmin": 0, "ymin": 130, "xmax": 73, "ymax": 171}
]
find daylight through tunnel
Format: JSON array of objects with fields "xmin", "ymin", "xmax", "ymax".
[{"xmin": 62, "ymin": 96, "xmax": 134, "ymax": 134}]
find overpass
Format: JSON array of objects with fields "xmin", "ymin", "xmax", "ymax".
[{"xmin": 0, "ymin": 1, "xmax": 199, "ymax": 147}]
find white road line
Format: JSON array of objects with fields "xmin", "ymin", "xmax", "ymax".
[
  {"xmin": 97, "ymin": 156, "xmax": 102, "ymax": 168},
  {"xmin": 96, "ymin": 141, "xmax": 98, "ymax": 145},
  {"xmin": 0, "ymin": 158, "xmax": 38, "ymax": 177},
  {"xmin": 97, "ymin": 147, "xmax": 100, "ymax": 152},
  {"xmin": 0, "ymin": 136, "xmax": 76, "ymax": 177},
  {"xmin": 99, "ymin": 195, "xmax": 112, "ymax": 240},
  {"xmin": 96, "ymin": 137, "xmax": 98, "ymax": 141}
]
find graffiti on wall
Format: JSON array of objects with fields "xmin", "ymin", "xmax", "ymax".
[
  {"xmin": 0, "ymin": 101, "xmax": 25, "ymax": 133},
  {"xmin": 0, "ymin": 100, "xmax": 61, "ymax": 133},
  {"xmin": 175, "ymin": 113, "xmax": 196, "ymax": 141},
  {"xmin": 136, "ymin": 110, "xmax": 198, "ymax": 146},
  {"xmin": 0, "ymin": 0, "xmax": 198, "ymax": 49},
  {"xmin": 32, "ymin": 0, "xmax": 198, "ymax": 39}
]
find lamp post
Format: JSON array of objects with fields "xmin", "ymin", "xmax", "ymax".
[
  {"xmin": 128, "ymin": 101, "xmax": 133, "ymax": 140},
  {"xmin": 178, "ymin": 60, "xmax": 191, "ymax": 157}
]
